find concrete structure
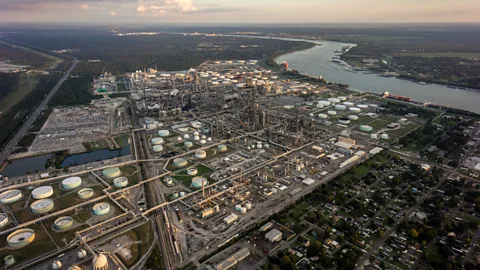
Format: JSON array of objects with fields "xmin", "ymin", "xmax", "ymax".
[
  {"xmin": 215, "ymin": 248, "xmax": 250, "ymax": 270},
  {"xmin": 54, "ymin": 216, "xmax": 74, "ymax": 231},
  {"xmin": 0, "ymin": 189, "xmax": 23, "ymax": 204},
  {"xmin": 7, "ymin": 229, "xmax": 35, "ymax": 248},
  {"xmin": 31, "ymin": 199, "xmax": 54, "ymax": 214},
  {"xmin": 113, "ymin": 177, "xmax": 128, "ymax": 188},
  {"xmin": 102, "ymin": 167, "xmax": 121, "ymax": 179},
  {"xmin": 62, "ymin": 176, "xmax": 82, "ymax": 189},
  {"xmin": 93, "ymin": 253, "xmax": 108, "ymax": 270},
  {"xmin": 191, "ymin": 176, "xmax": 208, "ymax": 189},
  {"xmin": 78, "ymin": 188, "xmax": 94, "ymax": 199},
  {"xmin": 93, "ymin": 202, "xmax": 111, "ymax": 216},
  {"xmin": 153, "ymin": 145, "xmax": 164, "ymax": 153},
  {"xmin": 0, "ymin": 213, "xmax": 8, "ymax": 228},
  {"xmin": 195, "ymin": 150, "xmax": 207, "ymax": 159},
  {"xmin": 173, "ymin": 158, "xmax": 188, "ymax": 167},
  {"xmin": 265, "ymin": 228, "xmax": 283, "ymax": 242},
  {"xmin": 32, "ymin": 186, "xmax": 53, "ymax": 199}
]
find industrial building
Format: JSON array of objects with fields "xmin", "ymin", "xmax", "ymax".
[
  {"xmin": 223, "ymin": 213, "xmax": 238, "ymax": 225},
  {"xmin": 260, "ymin": 221, "xmax": 273, "ymax": 232},
  {"xmin": 215, "ymin": 248, "xmax": 250, "ymax": 270},
  {"xmin": 265, "ymin": 228, "xmax": 283, "ymax": 242}
]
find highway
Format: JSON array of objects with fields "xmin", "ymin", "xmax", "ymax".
[{"xmin": 0, "ymin": 57, "xmax": 79, "ymax": 166}]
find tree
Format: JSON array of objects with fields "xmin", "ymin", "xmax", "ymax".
[
  {"xmin": 307, "ymin": 240, "xmax": 323, "ymax": 257},
  {"xmin": 280, "ymin": 255, "xmax": 296, "ymax": 270},
  {"xmin": 410, "ymin": 228, "xmax": 419, "ymax": 238}
]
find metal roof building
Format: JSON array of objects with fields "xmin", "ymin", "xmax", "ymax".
[
  {"xmin": 265, "ymin": 228, "xmax": 283, "ymax": 242},
  {"xmin": 215, "ymin": 248, "xmax": 250, "ymax": 270}
]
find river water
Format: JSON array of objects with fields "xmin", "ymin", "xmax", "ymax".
[
  {"xmin": 272, "ymin": 38, "xmax": 480, "ymax": 113},
  {"xmin": 227, "ymin": 35, "xmax": 479, "ymax": 113}
]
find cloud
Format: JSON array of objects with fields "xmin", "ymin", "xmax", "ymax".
[
  {"xmin": 79, "ymin": 3, "xmax": 90, "ymax": 9},
  {"xmin": 136, "ymin": 0, "xmax": 198, "ymax": 16},
  {"xmin": 109, "ymin": 11, "xmax": 116, "ymax": 16}
]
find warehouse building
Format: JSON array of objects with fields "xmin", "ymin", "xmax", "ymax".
[
  {"xmin": 265, "ymin": 228, "xmax": 283, "ymax": 242},
  {"xmin": 215, "ymin": 248, "xmax": 250, "ymax": 270}
]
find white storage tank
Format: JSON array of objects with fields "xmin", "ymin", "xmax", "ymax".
[
  {"xmin": 113, "ymin": 177, "xmax": 128, "ymax": 188},
  {"xmin": 54, "ymin": 216, "xmax": 74, "ymax": 231},
  {"xmin": 328, "ymin": 98, "xmax": 340, "ymax": 103},
  {"xmin": 359, "ymin": 125, "xmax": 373, "ymax": 132},
  {"xmin": 357, "ymin": 104, "xmax": 369, "ymax": 109},
  {"xmin": 381, "ymin": 134, "xmax": 389, "ymax": 140},
  {"xmin": 241, "ymin": 207, "xmax": 247, "ymax": 214},
  {"xmin": 179, "ymin": 191, "xmax": 186, "ymax": 197},
  {"xmin": 343, "ymin": 101, "xmax": 354, "ymax": 107},
  {"xmin": 78, "ymin": 188, "xmax": 94, "ymax": 199},
  {"xmin": 335, "ymin": 104, "xmax": 346, "ymax": 110},
  {"xmin": 158, "ymin": 130, "xmax": 170, "ymax": 137},
  {"xmin": 7, "ymin": 229, "xmax": 35, "ymax": 248},
  {"xmin": 195, "ymin": 150, "xmax": 207, "ymax": 159},
  {"xmin": 0, "ymin": 213, "xmax": 8, "ymax": 228},
  {"xmin": 151, "ymin": 137, "xmax": 164, "ymax": 145},
  {"xmin": 4, "ymin": 255, "xmax": 15, "ymax": 266},
  {"xmin": 246, "ymin": 203, "xmax": 252, "ymax": 210},
  {"xmin": 31, "ymin": 186, "xmax": 53, "ymax": 199},
  {"xmin": 187, "ymin": 167, "xmax": 198, "ymax": 176},
  {"xmin": 153, "ymin": 145, "xmax": 164, "ymax": 153},
  {"xmin": 184, "ymin": 141, "xmax": 193, "ymax": 148},
  {"xmin": 371, "ymin": 134, "xmax": 378, "ymax": 139},
  {"xmin": 173, "ymin": 158, "xmax": 188, "ymax": 167},
  {"xmin": 349, "ymin": 107, "xmax": 361, "ymax": 113},
  {"xmin": 318, "ymin": 113, "xmax": 328, "ymax": 119},
  {"xmin": 338, "ymin": 96, "xmax": 347, "ymax": 101},
  {"xmin": 218, "ymin": 144, "xmax": 228, "ymax": 152},
  {"xmin": 327, "ymin": 110, "xmax": 337, "ymax": 116},
  {"xmin": 31, "ymin": 199, "xmax": 54, "ymax": 214},
  {"xmin": 102, "ymin": 168, "xmax": 121, "ymax": 179},
  {"xmin": 348, "ymin": 115, "xmax": 359, "ymax": 120},
  {"xmin": 200, "ymin": 139, "xmax": 207, "ymax": 144},
  {"xmin": 62, "ymin": 177, "xmax": 82, "ymax": 189},
  {"xmin": 93, "ymin": 202, "xmax": 111, "ymax": 216}
]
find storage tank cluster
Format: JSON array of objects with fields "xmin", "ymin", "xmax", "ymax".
[
  {"xmin": 93, "ymin": 202, "xmax": 111, "ymax": 216},
  {"xmin": 32, "ymin": 186, "xmax": 53, "ymax": 199},
  {"xmin": 102, "ymin": 167, "xmax": 121, "ymax": 179},
  {"xmin": 78, "ymin": 188, "xmax": 94, "ymax": 199},
  {"xmin": 113, "ymin": 177, "xmax": 129, "ymax": 188},
  {"xmin": 53, "ymin": 216, "xmax": 74, "ymax": 231},
  {"xmin": 191, "ymin": 176, "xmax": 208, "ymax": 189},
  {"xmin": 0, "ymin": 189, "xmax": 23, "ymax": 204},
  {"xmin": 235, "ymin": 202, "xmax": 253, "ymax": 214},
  {"xmin": 7, "ymin": 229, "xmax": 35, "ymax": 248},
  {"xmin": 173, "ymin": 158, "xmax": 188, "ymax": 168}
]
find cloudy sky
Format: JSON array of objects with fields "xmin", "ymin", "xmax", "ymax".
[{"xmin": 1, "ymin": 0, "xmax": 479, "ymax": 24}]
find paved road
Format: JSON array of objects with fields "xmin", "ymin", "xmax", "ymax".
[{"xmin": 0, "ymin": 57, "xmax": 78, "ymax": 166}]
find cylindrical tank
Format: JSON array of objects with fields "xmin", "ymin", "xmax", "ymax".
[
  {"xmin": 78, "ymin": 188, "xmax": 94, "ymax": 199},
  {"xmin": 360, "ymin": 125, "xmax": 373, "ymax": 132},
  {"xmin": 62, "ymin": 177, "xmax": 82, "ymax": 189},
  {"xmin": 381, "ymin": 134, "xmax": 389, "ymax": 140},
  {"xmin": 93, "ymin": 202, "xmax": 111, "ymax": 216},
  {"xmin": 184, "ymin": 141, "xmax": 193, "ymax": 148},
  {"xmin": 335, "ymin": 104, "xmax": 346, "ymax": 110},
  {"xmin": 0, "ymin": 213, "xmax": 8, "ymax": 228},
  {"xmin": 327, "ymin": 110, "xmax": 337, "ymax": 116},
  {"xmin": 173, "ymin": 158, "xmax": 188, "ymax": 167},
  {"xmin": 153, "ymin": 145, "xmax": 163, "ymax": 153},
  {"xmin": 318, "ymin": 100, "xmax": 331, "ymax": 106},
  {"xmin": 241, "ymin": 207, "xmax": 247, "ymax": 214},
  {"xmin": 338, "ymin": 118, "xmax": 351, "ymax": 124},
  {"xmin": 207, "ymin": 137, "xmax": 212, "ymax": 142},
  {"xmin": 54, "ymin": 216, "xmax": 74, "ymax": 231},
  {"xmin": 338, "ymin": 96, "xmax": 347, "ymax": 101},
  {"xmin": 246, "ymin": 203, "xmax": 252, "ymax": 210},
  {"xmin": 31, "ymin": 199, "xmax": 54, "ymax": 214},
  {"xmin": 77, "ymin": 249, "xmax": 87, "ymax": 259},
  {"xmin": 31, "ymin": 186, "xmax": 53, "ymax": 199},
  {"xmin": 195, "ymin": 150, "xmax": 207, "ymax": 159},
  {"xmin": 146, "ymin": 124, "xmax": 157, "ymax": 130},
  {"xmin": 193, "ymin": 131, "xmax": 199, "ymax": 136},
  {"xmin": 318, "ymin": 113, "xmax": 328, "ymax": 119},
  {"xmin": 235, "ymin": 205, "xmax": 242, "ymax": 211},
  {"xmin": 172, "ymin": 192, "xmax": 179, "ymax": 199},
  {"xmin": 151, "ymin": 137, "xmax": 164, "ymax": 145},
  {"xmin": 113, "ymin": 177, "xmax": 128, "ymax": 188},
  {"xmin": 183, "ymin": 134, "xmax": 190, "ymax": 139},
  {"xmin": 158, "ymin": 130, "xmax": 170, "ymax": 137},
  {"xmin": 191, "ymin": 176, "xmax": 208, "ymax": 189},
  {"xmin": 102, "ymin": 168, "xmax": 121, "ymax": 179},
  {"xmin": 316, "ymin": 103, "xmax": 324, "ymax": 108},
  {"xmin": 194, "ymin": 136, "xmax": 200, "ymax": 141},
  {"xmin": 7, "ymin": 229, "xmax": 35, "ymax": 248},
  {"xmin": 348, "ymin": 115, "xmax": 359, "ymax": 120},
  {"xmin": 179, "ymin": 191, "xmax": 186, "ymax": 197},
  {"xmin": 328, "ymin": 98, "xmax": 340, "ymax": 103},
  {"xmin": 200, "ymin": 139, "xmax": 207, "ymax": 144},
  {"xmin": 343, "ymin": 101, "xmax": 354, "ymax": 107},
  {"xmin": 371, "ymin": 134, "xmax": 378, "ymax": 139},
  {"xmin": 358, "ymin": 104, "xmax": 369, "ymax": 109},
  {"xmin": 166, "ymin": 177, "xmax": 173, "ymax": 185},
  {"xmin": 187, "ymin": 167, "xmax": 198, "ymax": 176},
  {"xmin": 218, "ymin": 144, "xmax": 228, "ymax": 152},
  {"xmin": 4, "ymin": 255, "xmax": 15, "ymax": 266},
  {"xmin": 177, "ymin": 136, "xmax": 182, "ymax": 142},
  {"xmin": 349, "ymin": 107, "xmax": 361, "ymax": 113}
]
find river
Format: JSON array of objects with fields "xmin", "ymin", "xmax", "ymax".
[{"xmin": 272, "ymin": 38, "xmax": 480, "ymax": 113}]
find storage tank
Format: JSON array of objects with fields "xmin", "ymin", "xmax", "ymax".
[
  {"xmin": 153, "ymin": 145, "xmax": 164, "ymax": 153},
  {"xmin": 77, "ymin": 249, "xmax": 87, "ymax": 259},
  {"xmin": 4, "ymin": 255, "xmax": 15, "ymax": 266},
  {"xmin": 318, "ymin": 113, "xmax": 328, "ymax": 119},
  {"xmin": 343, "ymin": 101, "xmax": 354, "ymax": 107},
  {"xmin": 327, "ymin": 110, "xmax": 337, "ymax": 116},
  {"xmin": 113, "ymin": 177, "xmax": 128, "ymax": 188},
  {"xmin": 335, "ymin": 104, "xmax": 347, "ymax": 110},
  {"xmin": 52, "ymin": 260, "xmax": 62, "ymax": 270},
  {"xmin": 183, "ymin": 134, "xmax": 190, "ymax": 140},
  {"xmin": 172, "ymin": 192, "xmax": 179, "ymax": 199},
  {"xmin": 93, "ymin": 202, "xmax": 111, "ymax": 216},
  {"xmin": 348, "ymin": 115, "xmax": 359, "ymax": 120},
  {"xmin": 191, "ymin": 176, "xmax": 208, "ymax": 189},
  {"xmin": 338, "ymin": 96, "xmax": 347, "ymax": 101},
  {"xmin": 184, "ymin": 141, "xmax": 193, "ymax": 148},
  {"xmin": 0, "ymin": 213, "xmax": 8, "ymax": 228},
  {"xmin": 31, "ymin": 199, "xmax": 54, "ymax": 214},
  {"xmin": 381, "ymin": 134, "xmax": 389, "ymax": 140},
  {"xmin": 166, "ymin": 177, "xmax": 173, "ymax": 185},
  {"xmin": 177, "ymin": 136, "xmax": 182, "ymax": 142},
  {"xmin": 200, "ymin": 139, "xmax": 207, "ymax": 144},
  {"xmin": 235, "ymin": 205, "xmax": 242, "ymax": 211},
  {"xmin": 54, "ymin": 216, "xmax": 74, "ymax": 231},
  {"xmin": 338, "ymin": 118, "xmax": 351, "ymax": 124},
  {"xmin": 146, "ymin": 124, "xmax": 157, "ymax": 130},
  {"xmin": 241, "ymin": 207, "xmax": 247, "ymax": 214},
  {"xmin": 32, "ymin": 186, "xmax": 53, "ymax": 199},
  {"xmin": 357, "ymin": 104, "xmax": 369, "ymax": 109},
  {"xmin": 151, "ymin": 137, "xmax": 164, "ymax": 145},
  {"xmin": 62, "ymin": 177, "xmax": 82, "ymax": 189},
  {"xmin": 7, "ymin": 229, "xmax": 35, "ymax": 248},
  {"xmin": 195, "ymin": 150, "xmax": 207, "ymax": 159},
  {"xmin": 179, "ymin": 192, "xmax": 186, "ymax": 197},
  {"xmin": 158, "ymin": 130, "xmax": 170, "ymax": 137},
  {"xmin": 246, "ymin": 203, "xmax": 252, "ymax": 210},
  {"xmin": 359, "ymin": 125, "xmax": 373, "ymax": 132},
  {"xmin": 218, "ymin": 144, "xmax": 228, "ymax": 152},
  {"xmin": 328, "ymin": 98, "xmax": 340, "ymax": 103},
  {"xmin": 371, "ymin": 134, "xmax": 378, "ymax": 139},
  {"xmin": 318, "ymin": 100, "xmax": 331, "ymax": 106},
  {"xmin": 349, "ymin": 107, "xmax": 361, "ymax": 113},
  {"xmin": 102, "ymin": 168, "xmax": 121, "ymax": 179},
  {"xmin": 194, "ymin": 135, "xmax": 200, "ymax": 141},
  {"xmin": 187, "ymin": 167, "xmax": 198, "ymax": 176},
  {"xmin": 399, "ymin": 118, "xmax": 408, "ymax": 124},
  {"xmin": 78, "ymin": 188, "xmax": 94, "ymax": 199},
  {"xmin": 173, "ymin": 158, "xmax": 188, "ymax": 167},
  {"xmin": 93, "ymin": 253, "xmax": 108, "ymax": 270}
]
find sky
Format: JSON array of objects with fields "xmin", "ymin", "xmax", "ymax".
[{"xmin": 1, "ymin": 0, "xmax": 480, "ymax": 24}]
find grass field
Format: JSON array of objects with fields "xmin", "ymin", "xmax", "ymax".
[
  {"xmin": 365, "ymin": 118, "xmax": 390, "ymax": 130},
  {"xmin": 385, "ymin": 122, "xmax": 420, "ymax": 137},
  {"xmin": 399, "ymin": 52, "xmax": 480, "ymax": 59},
  {"xmin": 0, "ymin": 73, "xmax": 39, "ymax": 115}
]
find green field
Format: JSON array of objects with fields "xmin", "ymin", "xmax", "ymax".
[{"xmin": 0, "ymin": 73, "xmax": 40, "ymax": 115}]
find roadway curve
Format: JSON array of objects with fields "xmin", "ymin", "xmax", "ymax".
[{"xmin": 0, "ymin": 57, "xmax": 78, "ymax": 166}]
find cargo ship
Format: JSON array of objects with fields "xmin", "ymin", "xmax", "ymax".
[{"xmin": 382, "ymin": 91, "xmax": 411, "ymax": 102}]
